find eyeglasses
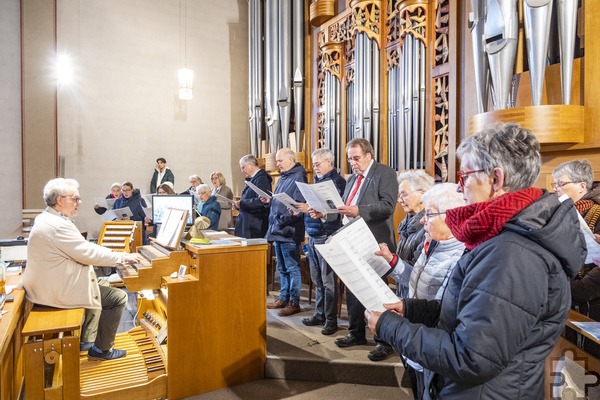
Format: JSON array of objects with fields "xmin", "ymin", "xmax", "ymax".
[
  {"xmin": 423, "ymin": 211, "xmax": 446, "ymax": 221},
  {"xmin": 398, "ymin": 191, "xmax": 413, "ymax": 199},
  {"xmin": 61, "ymin": 195, "xmax": 82, "ymax": 203},
  {"xmin": 312, "ymin": 160, "xmax": 328, "ymax": 168},
  {"xmin": 347, "ymin": 154, "xmax": 365, "ymax": 163},
  {"xmin": 122, "ymin": 188, "xmax": 132, "ymax": 192},
  {"xmin": 458, "ymin": 169, "xmax": 484, "ymax": 186},
  {"xmin": 551, "ymin": 181, "xmax": 575, "ymax": 190}
]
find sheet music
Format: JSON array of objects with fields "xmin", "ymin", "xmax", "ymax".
[
  {"xmin": 216, "ymin": 194, "xmax": 236, "ymax": 205},
  {"xmin": 332, "ymin": 217, "xmax": 391, "ymax": 277},
  {"xmin": 94, "ymin": 197, "xmax": 109, "ymax": 208},
  {"xmin": 316, "ymin": 243, "xmax": 398, "ymax": 313},
  {"xmin": 102, "ymin": 207, "xmax": 133, "ymax": 221},
  {"xmin": 296, "ymin": 181, "xmax": 343, "ymax": 214},
  {"xmin": 156, "ymin": 208, "xmax": 187, "ymax": 248},
  {"xmin": 315, "ymin": 217, "xmax": 397, "ymax": 312},
  {"xmin": 245, "ymin": 180, "xmax": 272, "ymax": 199},
  {"xmin": 272, "ymin": 192, "xmax": 301, "ymax": 212}
]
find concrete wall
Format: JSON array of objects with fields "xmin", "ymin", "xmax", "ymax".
[
  {"xmin": 0, "ymin": 0, "xmax": 22, "ymax": 237},
  {"xmin": 19, "ymin": 0, "xmax": 249, "ymax": 237}
]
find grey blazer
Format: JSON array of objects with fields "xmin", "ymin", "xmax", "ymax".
[{"xmin": 343, "ymin": 161, "xmax": 398, "ymax": 249}]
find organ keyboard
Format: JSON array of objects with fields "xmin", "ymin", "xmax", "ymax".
[{"xmin": 115, "ymin": 240, "xmax": 189, "ymax": 292}]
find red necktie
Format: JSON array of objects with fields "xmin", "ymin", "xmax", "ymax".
[{"xmin": 345, "ymin": 174, "xmax": 364, "ymax": 206}]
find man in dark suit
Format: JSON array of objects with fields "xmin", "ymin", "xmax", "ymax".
[
  {"xmin": 234, "ymin": 154, "xmax": 272, "ymax": 239},
  {"xmin": 335, "ymin": 138, "xmax": 398, "ymax": 357}
]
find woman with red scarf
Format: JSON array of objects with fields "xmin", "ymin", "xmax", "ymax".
[
  {"xmin": 366, "ymin": 123, "xmax": 585, "ymax": 399},
  {"xmin": 553, "ymin": 160, "xmax": 600, "ymax": 358}
]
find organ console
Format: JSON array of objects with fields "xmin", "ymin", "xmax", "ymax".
[{"xmin": 77, "ymin": 209, "xmax": 268, "ymax": 399}]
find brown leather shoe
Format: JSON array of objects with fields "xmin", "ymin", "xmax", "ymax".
[
  {"xmin": 278, "ymin": 301, "xmax": 301, "ymax": 316},
  {"xmin": 266, "ymin": 298, "xmax": 289, "ymax": 309}
]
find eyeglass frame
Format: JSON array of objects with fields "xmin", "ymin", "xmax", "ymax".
[
  {"xmin": 423, "ymin": 211, "xmax": 446, "ymax": 221},
  {"xmin": 457, "ymin": 169, "xmax": 485, "ymax": 187},
  {"xmin": 61, "ymin": 195, "xmax": 82, "ymax": 203},
  {"xmin": 551, "ymin": 181, "xmax": 576, "ymax": 190}
]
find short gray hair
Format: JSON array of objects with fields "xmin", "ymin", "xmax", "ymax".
[
  {"xmin": 457, "ymin": 123, "xmax": 540, "ymax": 192},
  {"xmin": 239, "ymin": 154, "xmax": 258, "ymax": 167},
  {"xmin": 189, "ymin": 174, "xmax": 202, "ymax": 184},
  {"xmin": 278, "ymin": 148, "xmax": 296, "ymax": 162},
  {"xmin": 552, "ymin": 160, "xmax": 594, "ymax": 191},
  {"xmin": 312, "ymin": 148, "xmax": 335, "ymax": 164},
  {"xmin": 346, "ymin": 138, "xmax": 374, "ymax": 158},
  {"xmin": 397, "ymin": 169, "xmax": 434, "ymax": 192},
  {"xmin": 422, "ymin": 183, "xmax": 465, "ymax": 212},
  {"xmin": 43, "ymin": 178, "xmax": 79, "ymax": 207},
  {"xmin": 196, "ymin": 183, "xmax": 212, "ymax": 195}
]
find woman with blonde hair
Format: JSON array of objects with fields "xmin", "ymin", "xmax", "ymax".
[{"xmin": 210, "ymin": 171, "xmax": 234, "ymax": 230}]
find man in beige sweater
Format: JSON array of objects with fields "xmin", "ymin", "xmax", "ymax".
[{"xmin": 22, "ymin": 178, "xmax": 143, "ymax": 361}]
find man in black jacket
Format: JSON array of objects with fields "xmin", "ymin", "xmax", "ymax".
[{"xmin": 234, "ymin": 154, "xmax": 272, "ymax": 239}]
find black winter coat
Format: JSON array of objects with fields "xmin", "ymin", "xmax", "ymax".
[
  {"xmin": 235, "ymin": 169, "xmax": 272, "ymax": 239},
  {"xmin": 376, "ymin": 192, "xmax": 584, "ymax": 399}
]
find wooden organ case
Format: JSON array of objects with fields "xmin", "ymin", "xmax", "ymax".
[
  {"xmin": 80, "ymin": 209, "xmax": 189, "ymax": 399},
  {"xmin": 80, "ymin": 210, "xmax": 268, "ymax": 399}
]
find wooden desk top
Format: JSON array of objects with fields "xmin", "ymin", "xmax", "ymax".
[
  {"xmin": 0, "ymin": 273, "xmax": 27, "ymax": 357},
  {"xmin": 566, "ymin": 309, "xmax": 600, "ymax": 345}
]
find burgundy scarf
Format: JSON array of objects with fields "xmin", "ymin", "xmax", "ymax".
[{"xmin": 445, "ymin": 188, "xmax": 543, "ymax": 250}]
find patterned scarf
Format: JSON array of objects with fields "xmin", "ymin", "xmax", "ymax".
[
  {"xmin": 575, "ymin": 199, "xmax": 593, "ymax": 215},
  {"xmin": 445, "ymin": 188, "xmax": 543, "ymax": 250}
]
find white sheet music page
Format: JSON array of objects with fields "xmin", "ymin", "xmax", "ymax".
[
  {"xmin": 314, "ymin": 217, "xmax": 398, "ymax": 312},
  {"xmin": 245, "ymin": 180, "xmax": 272, "ymax": 199},
  {"xmin": 296, "ymin": 180, "xmax": 343, "ymax": 214},
  {"xmin": 315, "ymin": 242, "xmax": 399, "ymax": 312},
  {"xmin": 272, "ymin": 192, "xmax": 301, "ymax": 212}
]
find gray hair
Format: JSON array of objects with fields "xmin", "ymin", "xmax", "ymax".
[
  {"xmin": 110, "ymin": 182, "xmax": 121, "ymax": 190},
  {"xmin": 189, "ymin": 174, "xmax": 202, "ymax": 184},
  {"xmin": 422, "ymin": 183, "xmax": 465, "ymax": 212},
  {"xmin": 346, "ymin": 138, "xmax": 374, "ymax": 158},
  {"xmin": 312, "ymin": 148, "xmax": 335, "ymax": 164},
  {"xmin": 552, "ymin": 160, "xmax": 594, "ymax": 191},
  {"xmin": 457, "ymin": 123, "xmax": 540, "ymax": 191},
  {"xmin": 277, "ymin": 148, "xmax": 296, "ymax": 162},
  {"xmin": 239, "ymin": 154, "xmax": 258, "ymax": 167},
  {"xmin": 397, "ymin": 169, "xmax": 434, "ymax": 192},
  {"xmin": 196, "ymin": 183, "xmax": 212, "ymax": 195},
  {"xmin": 43, "ymin": 178, "xmax": 79, "ymax": 207}
]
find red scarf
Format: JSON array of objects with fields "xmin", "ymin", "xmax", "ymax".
[{"xmin": 445, "ymin": 188, "xmax": 543, "ymax": 250}]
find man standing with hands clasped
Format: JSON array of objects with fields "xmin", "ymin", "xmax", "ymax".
[{"xmin": 335, "ymin": 138, "xmax": 398, "ymax": 357}]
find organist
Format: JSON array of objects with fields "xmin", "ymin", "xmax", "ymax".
[{"xmin": 22, "ymin": 178, "xmax": 144, "ymax": 361}]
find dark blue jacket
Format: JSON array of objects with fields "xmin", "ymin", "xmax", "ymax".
[
  {"xmin": 235, "ymin": 168, "xmax": 273, "ymax": 239},
  {"xmin": 113, "ymin": 189, "xmax": 147, "ymax": 223},
  {"xmin": 197, "ymin": 195, "xmax": 221, "ymax": 231},
  {"xmin": 265, "ymin": 162, "xmax": 307, "ymax": 243},
  {"xmin": 304, "ymin": 168, "xmax": 346, "ymax": 237}
]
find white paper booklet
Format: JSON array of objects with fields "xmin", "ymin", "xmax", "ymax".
[
  {"xmin": 245, "ymin": 180, "xmax": 272, "ymax": 199},
  {"xmin": 143, "ymin": 206, "xmax": 153, "ymax": 220},
  {"xmin": 315, "ymin": 217, "xmax": 397, "ymax": 312},
  {"xmin": 94, "ymin": 197, "xmax": 109, "ymax": 208},
  {"xmin": 101, "ymin": 207, "xmax": 133, "ymax": 222},
  {"xmin": 216, "ymin": 193, "xmax": 236, "ymax": 205},
  {"xmin": 272, "ymin": 192, "xmax": 301, "ymax": 212},
  {"xmin": 296, "ymin": 180, "xmax": 344, "ymax": 214}
]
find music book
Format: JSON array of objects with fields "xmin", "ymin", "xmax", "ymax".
[
  {"xmin": 155, "ymin": 208, "xmax": 188, "ymax": 250},
  {"xmin": 315, "ymin": 217, "xmax": 398, "ymax": 312},
  {"xmin": 570, "ymin": 321, "xmax": 600, "ymax": 340},
  {"xmin": 296, "ymin": 180, "xmax": 344, "ymax": 214},
  {"xmin": 94, "ymin": 197, "xmax": 116, "ymax": 209},
  {"xmin": 272, "ymin": 192, "xmax": 301, "ymax": 212},
  {"xmin": 101, "ymin": 207, "xmax": 133, "ymax": 222},
  {"xmin": 245, "ymin": 180, "xmax": 272, "ymax": 199}
]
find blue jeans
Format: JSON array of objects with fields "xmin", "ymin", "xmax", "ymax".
[
  {"xmin": 274, "ymin": 241, "xmax": 302, "ymax": 304},
  {"xmin": 306, "ymin": 235, "xmax": 338, "ymax": 324}
]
